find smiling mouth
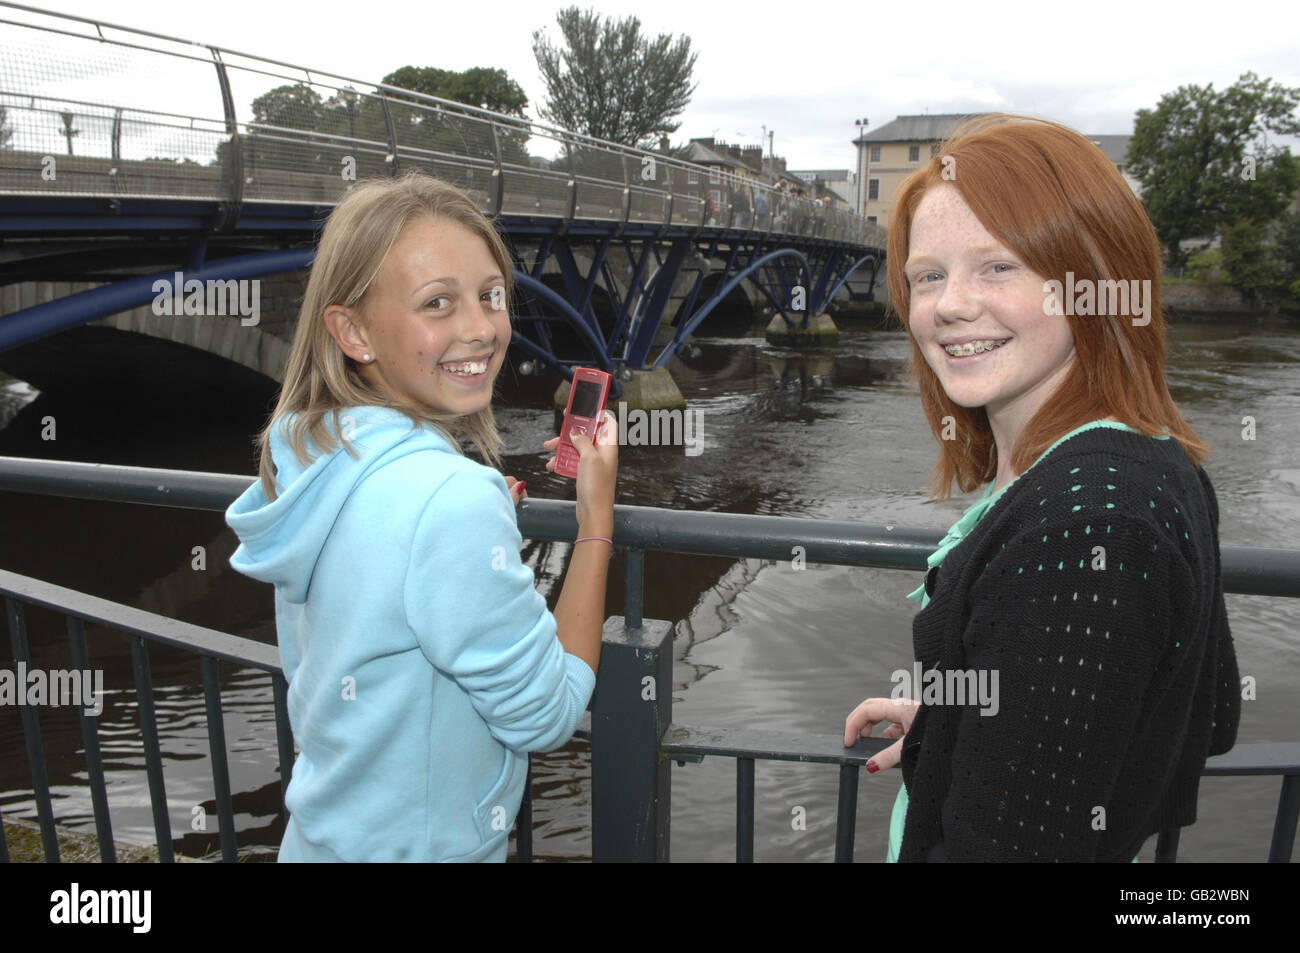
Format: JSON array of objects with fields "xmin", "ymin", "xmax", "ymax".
[
  {"xmin": 943, "ymin": 339, "xmax": 1009, "ymax": 357},
  {"xmin": 439, "ymin": 353, "xmax": 493, "ymax": 376}
]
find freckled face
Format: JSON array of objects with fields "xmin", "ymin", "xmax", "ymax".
[
  {"xmin": 905, "ymin": 184, "xmax": 1075, "ymax": 426},
  {"xmin": 358, "ymin": 217, "xmax": 510, "ymax": 417}
]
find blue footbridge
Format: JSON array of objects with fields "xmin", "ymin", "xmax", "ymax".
[{"xmin": 0, "ymin": 2, "xmax": 887, "ymax": 409}]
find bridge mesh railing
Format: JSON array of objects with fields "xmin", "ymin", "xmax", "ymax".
[{"xmin": 0, "ymin": 2, "xmax": 886, "ymax": 247}]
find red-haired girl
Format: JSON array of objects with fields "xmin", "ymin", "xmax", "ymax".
[{"xmin": 844, "ymin": 115, "xmax": 1240, "ymax": 862}]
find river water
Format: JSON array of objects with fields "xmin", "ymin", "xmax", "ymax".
[{"xmin": 1, "ymin": 317, "xmax": 1297, "ymax": 862}]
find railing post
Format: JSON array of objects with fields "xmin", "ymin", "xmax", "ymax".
[
  {"xmin": 624, "ymin": 548, "xmax": 644, "ymax": 630},
  {"xmin": 1154, "ymin": 827, "xmax": 1180, "ymax": 862},
  {"xmin": 5, "ymin": 597, "xmax": 59, "ymax": 862},
  {"xmin": 208, "ymin": 48, "xmax": 244, "ymax": 232},
  {"xmin": 487, "ymin": 120, "xmax": 504, "ymax": 218},
  {"xmin": 377, "ymin": 90, "xmax": 400, "ymax": 176},
  {"xmin": 590, "ymin": 615, "xmax": 672, "ymax": 862},
  {"xmin": 1269, "ymin": 774, "xmax": 1299, "ymax": 863}
]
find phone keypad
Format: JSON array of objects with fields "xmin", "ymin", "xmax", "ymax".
[{"xmin": 557, "ymin": 421, "xmax": 592, "ymax": 476}]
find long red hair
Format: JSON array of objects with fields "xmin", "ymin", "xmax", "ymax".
[{"xmin": 886, "ymin": 113, "xmax": 1209, "ymax": 500}]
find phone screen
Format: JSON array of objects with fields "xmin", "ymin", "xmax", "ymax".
[{"xmin": 569, "ymin": 379, "xmax": 603, "ymax": 418}]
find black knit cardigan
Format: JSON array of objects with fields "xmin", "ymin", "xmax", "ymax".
[{"xmin": 899, "ymin": 426, "xmax": 1241, "ymax": 862}]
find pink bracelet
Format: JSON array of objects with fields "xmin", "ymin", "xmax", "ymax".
[{"xmin": 574, "ymin": 536, "xmax": 613, "ymax": 546}]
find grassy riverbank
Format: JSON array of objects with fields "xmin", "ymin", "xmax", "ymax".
[{"xmin": 3, "ymin": 815, "xmax": 208, "ymax": 863}]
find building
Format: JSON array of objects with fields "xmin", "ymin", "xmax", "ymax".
[
  {"xmin": 1087, "ymin": 134, "xmax": 1139, "ymax": 195},
  {"xmin": 682, "ymin": 137, "xmax": 762, "ymax": 182},
  {"xmin": 852, "ymin": 115, "xmax": 1139, "ymax": 228},
  {"xmin": 851, "ymin": 114, "xmax": 985, "ymax": 225},
  {"xmin": 789, "ymin": 168, "xmax": 855, "ymax": 208}
]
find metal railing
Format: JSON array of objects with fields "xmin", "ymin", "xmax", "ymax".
[
  {"xmin": 1, "ymin": 455, "xmax": 1297, "ymax": 862},
  {"xmin": 0, "ymin": 2, "xmax": 885, "ymax": 248}
]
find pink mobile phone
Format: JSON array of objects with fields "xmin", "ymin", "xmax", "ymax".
[{"xmin": 555, "ymin": 368, "xmax": 612, "ymax": 479}]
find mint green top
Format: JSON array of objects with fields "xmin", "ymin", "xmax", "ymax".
[{"xmin": 885, "ymin": 420, "xmax": 1169, "ymax": 862}]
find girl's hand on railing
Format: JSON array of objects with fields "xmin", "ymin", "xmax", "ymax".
[
  {"xmin": 843, "ymin": 696, "xmax": 921, "ymax": 772},
  {"xmin": 505, "ymin": 476, "xmax": 527, "ymax": 505}
]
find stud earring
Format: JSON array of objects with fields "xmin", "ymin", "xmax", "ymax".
[{"xmin": 363, "ymin": 354, "xmax": 371, "ymax": 362}]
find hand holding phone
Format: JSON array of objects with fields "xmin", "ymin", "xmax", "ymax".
[{"xmin": 554, "ymin": 369, "xmax": 612, "ymax": 479}]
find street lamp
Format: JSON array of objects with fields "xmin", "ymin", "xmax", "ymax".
[{"xmin": 854, "ymin": 117, "xmax": 869, "ymax": 217}]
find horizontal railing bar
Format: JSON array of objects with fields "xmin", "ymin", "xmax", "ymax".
[
  {"xmin": 664, "ymin": 725, "xmax": 891, "ymax": 766},
  {"xmin": 1199, "ymin": 742, "xmax": 1300, "ymax": 776},
  {"xmin": 0, "ymin": 568, "xmax": 281, "ymax": 672},
  {"xmin": 662, "ymin": 725, "xmax": 1296, "ymax": 778},
  {"xmin": 1, "ymin": 89, "xmax": 228, "ymax": 127},
  {"xmin": 0, "ymin": 457, "xmax": 1296, "ymax": 595},
  {"xmin": 0, "ymin": 16, "xmax": 225, "ymax": 73},
  {"xmin": 0, "ymin": 457, "xmax": 253, "ymax": 510}
]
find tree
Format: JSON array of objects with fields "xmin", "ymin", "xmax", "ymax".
[
  {"xmin": 0, "ymin": 105, "xmax": 13, "ymax": 149},
  {"xmin": 532, "ymin": 7, "xmax": 697, "ymax": 149},
  {"xmin": 1219, "ymin": 212, "xmax": 1300, "ymax": 311},
  {"xmin": 383, "ymin": 66, "xmax": 528, "ymax": 118},
  {"xmin": 1127, "ymin": 72, "xmax": 1300, "ymax": 268},
  {"xmin": 383, "ymin": 65, "xmax": 531, "ymax": 167},
  {"xmin": 251, "ymin": 83, "xmax": 325, "ymax": 130}
]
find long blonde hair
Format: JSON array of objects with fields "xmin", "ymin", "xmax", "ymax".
[{"xmin": 255, "ymin": 173, "xmax": 513, "ymax": 500}]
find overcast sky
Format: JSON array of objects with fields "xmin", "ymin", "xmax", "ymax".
[{"xmin": 12, "ymin": 0, "xmax": 1300, "ymax": 170}]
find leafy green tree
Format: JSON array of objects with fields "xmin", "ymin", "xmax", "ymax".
[
  {"xmin": 251, "ymin": 83, "xmax": 325, "ymax": 130},
  {"xmin": 383, "ymin": 65, "xmax": 531, "ymax": 167},
  {"xmin": 1184, "ymin": 247, "xmax": 1222, "ymax": 284},
  {"xmin": 1220, "ymin": 212, "xmax": 1300, "ymax": 310},
  {"xmin": 1219, "ymin": 219, "xmax": 1280, "ymax": 294},
  {"xmin": 1127, "ymin": 72, "xmax": 1300, "ymax": 268},
  {"xmin": 236, "ymin": 83, "xmax": 328, "ymax": 176},
  {"xmin": 1277, "ymin": 211, "xmax": 1300, "ymax": 301},
  {"xmin": 384, "ymin": 66, "xmax": 527, "ymax": 117},
  {"xmin": 532, "ymin": 7, "xmax": 697, "ymax": 149}
]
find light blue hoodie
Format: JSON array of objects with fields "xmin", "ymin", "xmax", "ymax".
[{"xmin": 225, "ymin": 404, "xmax": 596, "ymax": 861}]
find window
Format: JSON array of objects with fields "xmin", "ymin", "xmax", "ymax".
[
  {"xmin": 870, "ymin": 145, "xmax": 881, "ymax": 163},
  {"xmin": 909, "ymin": 145, "xmax": 920, "ymax": 162},
  {"xmin": 868, "ymin": 178, "xmax": 879, "ymax": 200},
  {"xmin": 709, "ymin": 167, "xmax": 720, "ymax": 184},
  {"xmin": 867, "ymin": 215, "xmax": 877, "ymax": 224},
  {"xmin": 688, "ymin": 169, "xmax": 699, "ymax": 184}
]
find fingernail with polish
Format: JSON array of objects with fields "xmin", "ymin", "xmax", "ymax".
[{"xmin": 866, "ymin": 760, "xmax": 879, "ymax": 774}]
